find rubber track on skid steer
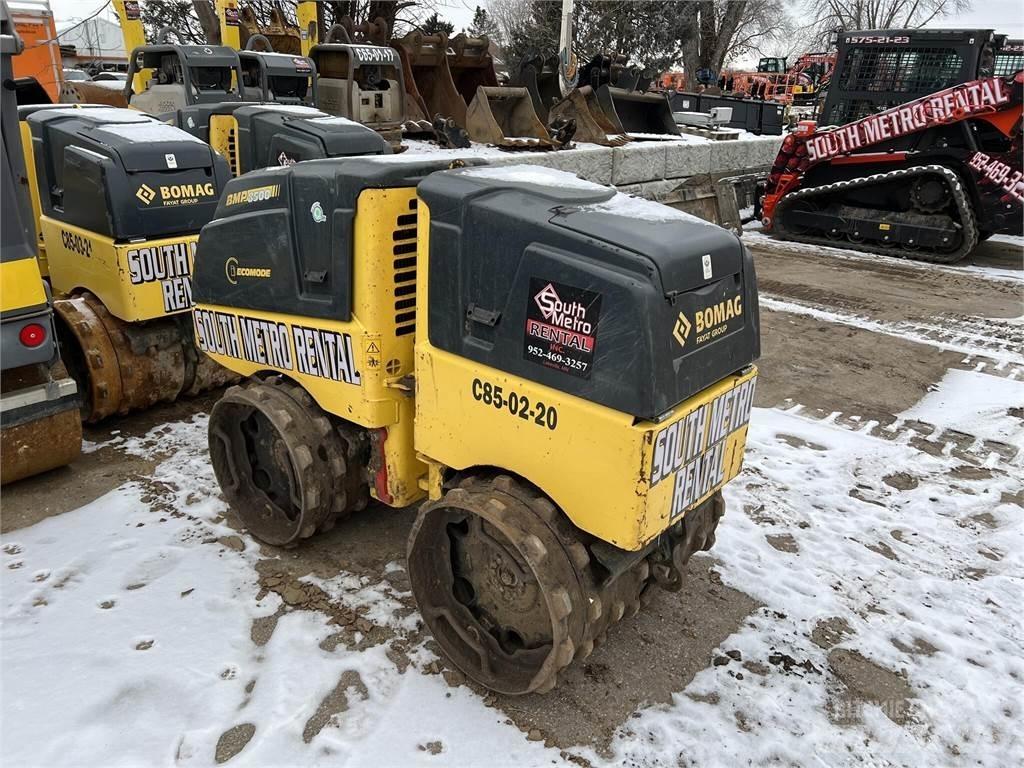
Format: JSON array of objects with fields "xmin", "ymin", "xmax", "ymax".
[{"xmin": 774, "ymin": 164, "xmax": 979, "ymax": 264}]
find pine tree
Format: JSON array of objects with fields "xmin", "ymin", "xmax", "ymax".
[
  {"xmin": 467, "ymin": 6, "xmax": 498, "ymax": 39},
  {"xmin": 421, "ymin": 11, "xmax": 455, "ymax": 37}
]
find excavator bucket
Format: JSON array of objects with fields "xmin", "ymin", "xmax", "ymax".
[
  {"xmin": 596, "ymin": 85, "xmax": 680, "ymax": 138},
  {"xmin": 392, "ymin": 31, "xmax": 467, "ymax": 126},
  {"xmin": 466, "ymin": 85, "xmax": 554, "ymax": 149},
  {"xmin": 548, "ymin": 85, "xmax": 629, "ymax": 146},
  {"xmin": 238, "ymin": 6, "xmax": 301, "ymax": 54},
  {"xmin": 448, "ymin": 34, "xmax": 498, "ymax": 106},
  {"xmin": 513, "ymin": 53, "xmax": 560, "ymax": 122}
]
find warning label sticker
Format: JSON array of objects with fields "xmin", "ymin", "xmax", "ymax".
[{"xmin": 523, "ymin": 278, "xmax": 602, "ymax": 379}]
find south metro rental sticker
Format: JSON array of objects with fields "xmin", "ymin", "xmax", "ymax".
[
  {"xmin": 523, "ymin": 278, "xmax": 602, "ymax": 379},
  {"xmin": 127, "ymin": 240, "xmax": 194, "ymax": 313},
  {"xmin": 650, "ymin": 375, "xmax": 756, "ymax": 520}
]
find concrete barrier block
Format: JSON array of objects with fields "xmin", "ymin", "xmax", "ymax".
[
  {"xmin": 664, "ymin": 141, "xmax": 712, "ymax": 179},
  {"xmin": 548, "ymin": 145, "xmax": 615, "ymax": 185},
  {"xmin": 611, "ymin": 142, "xmax": 667, "ymax": 185},
  {"xmin": 708, "ymin": 137, "xmax": 779, "ymax": 175}
]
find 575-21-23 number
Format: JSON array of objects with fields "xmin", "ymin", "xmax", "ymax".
[{"xmin": 471, "ymin": 378, "xmax": 558, "ymax": 430}]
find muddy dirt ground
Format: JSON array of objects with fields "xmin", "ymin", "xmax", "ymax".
[{"xmin": 3, "ymin": 234, "xmax": 1021, "ymax": 761}]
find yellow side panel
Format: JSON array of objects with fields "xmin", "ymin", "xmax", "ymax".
[
  {"xmin": 40, "ymin": 218, "xmax": 196, "ymax": 322},
  {"xmin": 18, "ymin": 121, "xmax": 44, "ymax": 270},
  {"xmin": 113, "ymin": 0, "xmax": 151, "ymax": 94},
  {"xmin": 414, "ymin": 202, "xmax": 757, "ymax": 551},
  {"xmin": 296, "ymin": 0, "xmax": 318, "ymax": 56},
  {"xmin": 219, "ymin": 0, "xmax": 242, "ymax": 49},
  {"xmin": 0, "ymin": 258, "xmax": 47, "ymax": 313},
  {"xmin": 209, "ymin": 115, "xmax": 240, "ymax": 176},
  {"xmin": 193, "ymin": 187, "xmax": 425, "ymax": 506}
]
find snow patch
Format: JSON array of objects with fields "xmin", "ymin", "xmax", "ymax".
[
  {"xmin": 97, "ymin": 120, "xmax": 206, "ymax": 144},
  {"xmin": 599, "ymin": 405, "xmax": 1024, "ymax": 767},
  {"xmin": 901, "ymin": 369, "xmax": 1024, "ymax": 446},
  {"xmin": 584, "ymin": 191, "xmax": 719, "ymax": 226},
  {"xmin": 456, "ymin": 163, "xmax": 609, "ymax": 191}
]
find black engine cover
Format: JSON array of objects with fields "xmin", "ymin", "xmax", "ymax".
[
  {"xmin": 25, "ymin": 106, "xmax": 230, "ymax": 240},
  {"xmin": 419, "ymin": 166, "xmax": 760, "ymax": 420}
]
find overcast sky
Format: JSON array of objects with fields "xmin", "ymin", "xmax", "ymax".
[{"xmin": 48, "ymin": 0, "xmax": 1023, "ymax": 47}]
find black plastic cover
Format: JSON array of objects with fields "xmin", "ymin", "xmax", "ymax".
[
  {"xmin": 418, "ymin": 167, "xmax": 760, "ymax": 419},
  {"xmin": 173, "ymin": 103, "xmax": 389, "ymax": 173},
  {"xmin": 233, "ymin": 107, "xmax": 389, "ymax": 172},
  {"xmin": 193, "ymin": 157, "xmax": 473, "ymax": 321},
  {"xmin": 26, "ymin": 107, "xmax": 230, "ymax": 240}
]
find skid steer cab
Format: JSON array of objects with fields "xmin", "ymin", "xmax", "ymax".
[{"xmin": 192, "ymin": 159, "xmax": 760, "ymax": 695}]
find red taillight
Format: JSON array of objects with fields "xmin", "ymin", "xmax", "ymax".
[{"xmin": 19, "ymin": 323, "xmax": 47, "ymax": 348}]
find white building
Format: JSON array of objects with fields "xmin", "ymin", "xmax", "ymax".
[{"xmin": 57, "ymin": 17, "xmax": 127, "ymax": 73}]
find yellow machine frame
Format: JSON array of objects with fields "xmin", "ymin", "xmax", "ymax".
[
  {"xmin": 195, "ymin": 187, "xmax": 423, "ymax": 506},
  {"xmin": 0, "ymin": 256, "xmax": 46, "ymax": 314},
  {"xmin": 39, "ymin": 218, "xmax": 197, "ymax": 322}
]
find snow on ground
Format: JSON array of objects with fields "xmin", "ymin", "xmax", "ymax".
[
  {"xmin": 902, "ymin": 369, "xmax": 1024, "ymax": 445},
  {"xmin": 0, "ymin": 418, "xmax": 561, "ymax": 768},
  {"xmin": 599, "ymin": 400, "xmax": 1023, "ymax": 766},
  {"xmin": 3, "ymin": 375, "xmax": 1023, "ymax": 766}
]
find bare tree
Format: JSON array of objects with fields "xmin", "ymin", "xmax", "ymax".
[
  {"xmin": 141, "ymin": 1, "xmax": 210, "ymax": 43},
  {"xmin": 670, "ymin": 0, "xmax": 792, "ymax": 79},
  {"xmin": 803, "ymin": 0, "xmax": 972, "ymax": 47},
  {"xmin": 485, "ymin": 0, "xmax": 791, "ymax": 77}
]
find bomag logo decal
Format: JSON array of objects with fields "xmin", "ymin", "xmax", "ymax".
[
  {"xmin": 225, "ymin": 184, "xmax": 281, "ymax": 207},
  {"xmin": 60, "ymin": 230, "xmax": 92, "ymax": 258},
  {"xmin": 224, "ymin": 257, "xmax": 272, "ymax": 285},
  {"xmin": 136, "ymin": 184, "xmax": 156, "ymax": 204},
  {"xmin": 194, "ymin": 309, "xmax": 361, "ymax": 385},
  {"xmin": 136, "ymin": 182, "xmax": 216, "ymax": 207},
  {"xmin": 672, "ymin": 312, "xmax": 691, "ymax": 347},
  {"xmin": 673, "ymin": 295, "xmax": 742, "ymax": 349},
  {"xmin": 650, "ymin": 376, "xmax": 756, "ymax": 519}
]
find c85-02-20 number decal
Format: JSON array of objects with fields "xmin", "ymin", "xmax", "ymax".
[{"xmin": 471, "ymin": 378, "xmax": 558, "ymax": 430}]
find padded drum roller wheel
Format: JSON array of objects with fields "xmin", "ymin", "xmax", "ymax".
[{"xmin": 208, "ymin": 377, "xmax": 366, "ymax": 546}]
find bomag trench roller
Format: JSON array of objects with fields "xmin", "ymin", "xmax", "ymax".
[
  {"xmin": 192, "ymin": 158, "xmax": 761, "ymax": 694},
  {"xmin": 18, "ymin": 105, "xmax": 237, "ymax": 422}
]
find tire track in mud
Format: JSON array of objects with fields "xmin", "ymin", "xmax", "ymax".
[
  {"xmin": 767, "ymin": 400, "xmax": 1021, "ymax": 471},
  {"xmin": 760, "ymin": 294, "xmax": 1024, "ymax": 372}
]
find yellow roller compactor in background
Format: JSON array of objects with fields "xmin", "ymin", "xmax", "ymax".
[
  {"xmin": 17, "ymin": 104, "xmax": 238, "ymax": 422},
  {"xmin": 193, "ymin": 159, "xmax": 760, "ymax": 694}
]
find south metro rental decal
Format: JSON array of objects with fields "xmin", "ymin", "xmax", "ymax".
[
  {"xmin": 806, "ymin": 77, "xmax": 1011, "ymax": 163},
  {"xmin": 523, "ymin": 278, "xmax": 602, "ymax": 379}
]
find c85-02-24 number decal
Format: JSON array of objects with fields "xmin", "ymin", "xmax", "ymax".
[{"xmin": 471, "ymin": 378, "xmax": 558, "ymax": 430}]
